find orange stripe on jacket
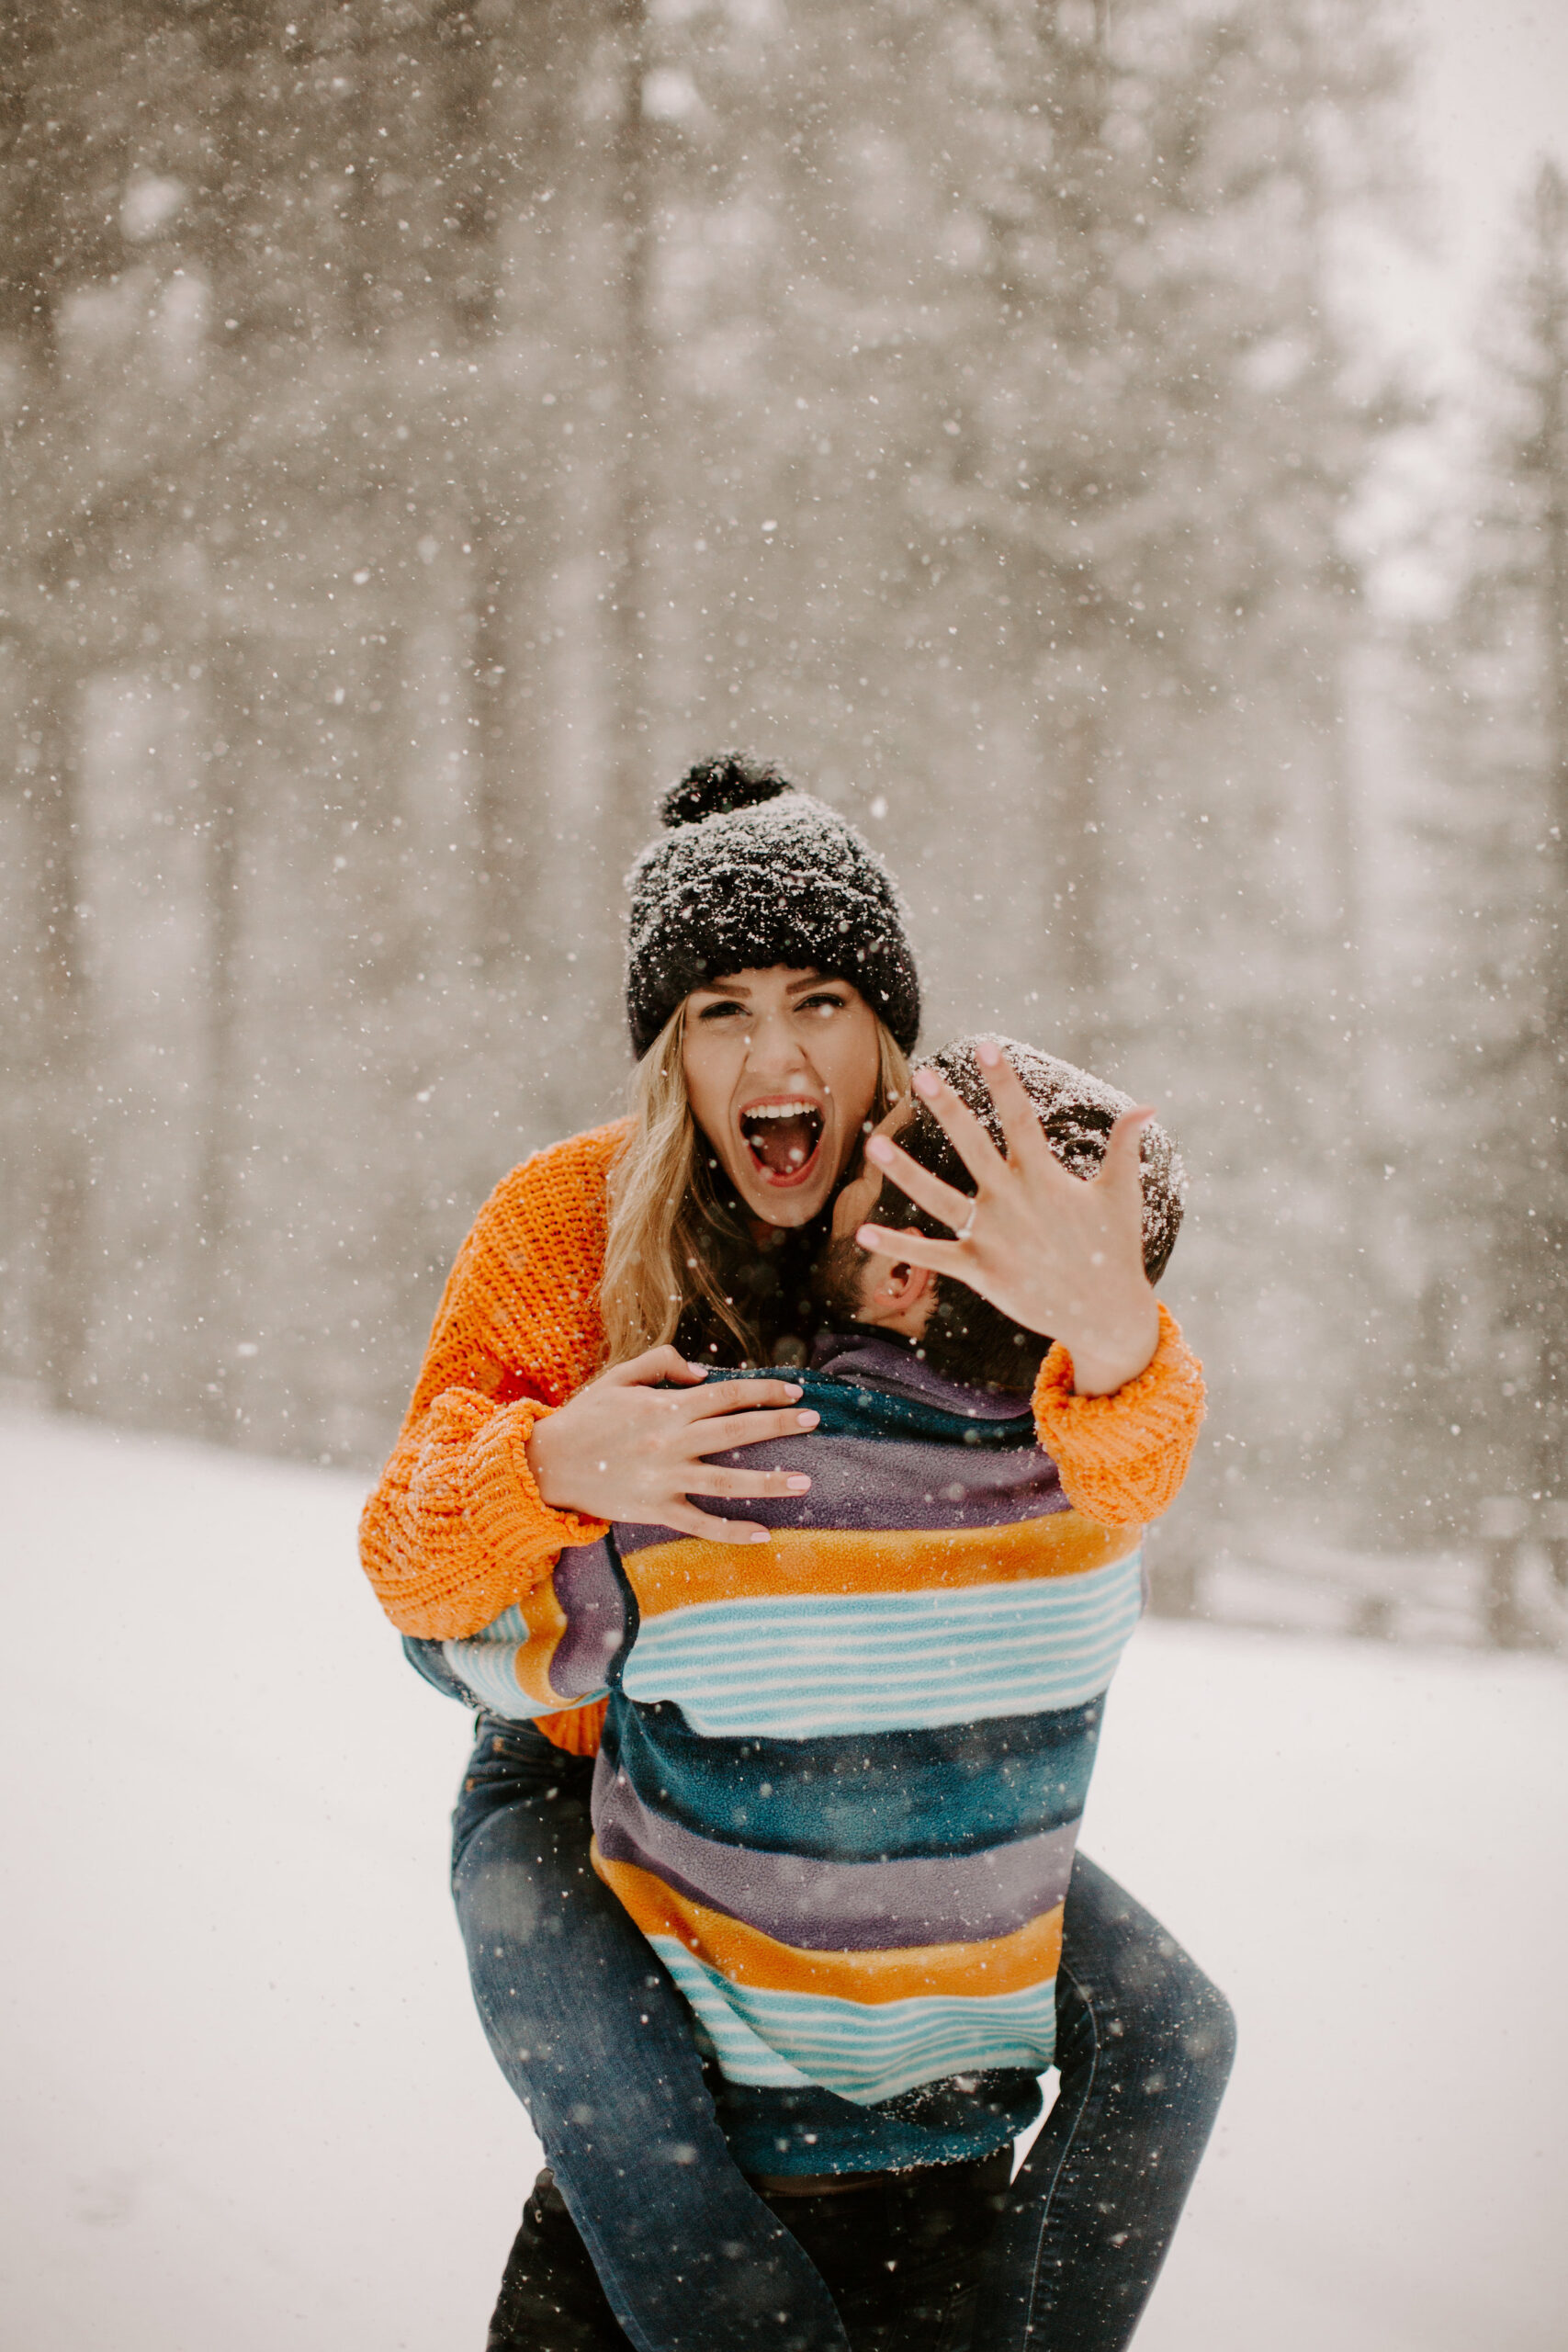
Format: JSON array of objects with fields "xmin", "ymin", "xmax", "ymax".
[
  {"xmin": 624, "ymin": 1512, "xmax": 1141, "ymax": 1623},
  {"xmin": 593, "ymin": 1846, "xmax": 1065, "ymax": 2005},
  {"xmin": 536, "ymin": 1698, "xmax": 608, "ymax": 1755},
  {"xmin": 508, "ymin": 1577, "xmax": 574, "ymax": 1708}
]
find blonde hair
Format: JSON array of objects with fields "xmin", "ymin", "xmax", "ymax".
[{"xmin": 601, "ymin": 1002, "xmax": 910, "ymax": 1367}]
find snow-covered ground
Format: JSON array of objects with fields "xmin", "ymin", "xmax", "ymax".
[{"xmin": 2, "ymin": 1409, "xmax": 1564, "ymax": 2352}]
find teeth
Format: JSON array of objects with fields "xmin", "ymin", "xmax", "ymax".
[{"xmin": 744, "ymin": 1101, "xmax": 818, "ymax": 1120}]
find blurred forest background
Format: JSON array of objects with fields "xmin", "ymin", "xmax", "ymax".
[{"xmin": 2, "ymin": 0, "xmax": 1565, "ymax": 1644}]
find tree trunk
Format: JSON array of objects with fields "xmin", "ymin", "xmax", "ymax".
[
  {"xmin": 190, "ymin": 644, "xmax": 246, "ymax": 1439},
  {"xmin": 28, "ymin": 645, "xmax": 92, "ymax": 1408},
  {"xmin": 1535, "ymin": 164, "xmax": 1568, "ymax": 1486},
  {"xmin": 606, "ymin": 0, "xmax": 654, "ymax": 873},
  {"xmin": 1051, "ymin": 691, "xmax": 1112, "ymax": 1073},
  {"xmin": 6, "ymin": 238, "xmax": 97, "ymax": 1409},
  {"xmin": 470, "ymin": 505, "xmax": 557, "ymax": 995}
]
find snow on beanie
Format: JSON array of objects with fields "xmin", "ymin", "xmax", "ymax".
[
  {"xmin": 624, "ymin": 752, "xmax": 921, "ymax": 1058},
  {"xmin": 915, "ymin": 1036, "xmax": 1186, "ymax": 1284}
]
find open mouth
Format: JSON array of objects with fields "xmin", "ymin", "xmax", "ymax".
[{"xmin": 739, "ymin": 1098, "xmax": 826, "ymax": 1183}]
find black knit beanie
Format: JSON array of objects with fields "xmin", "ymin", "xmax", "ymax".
[
  {"xmin": 624, "ymin": 753, "xmax": 921, "ymax": 1058},
  {"xmin": 913, "ymin": 1036, "xmax": 1186, "ymax": 1284}
]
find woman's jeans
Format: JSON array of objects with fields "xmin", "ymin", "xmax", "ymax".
[{"xmin": 452, "ymin": 1715, "xmax": 1235, "ymax": 2352}]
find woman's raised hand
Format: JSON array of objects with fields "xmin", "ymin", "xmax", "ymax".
[
  {"xmin": 525, "ymin": 1346, "xmax": 818, "ymax": 1544},
  {"xmin": 857, "ymin": 1043, "xmax": 1161, "ymax": 1397}
]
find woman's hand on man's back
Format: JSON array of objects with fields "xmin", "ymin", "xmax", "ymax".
[{"xmin": 525, "ymin": 1348, "xmax": 818, "ymax": 1544}]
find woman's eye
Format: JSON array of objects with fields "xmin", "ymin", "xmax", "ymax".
[
  {"xmin": 802, "ymin": 994, "xmax": 845, "ymax": 1014},
  {"xmin": 696, "ymin": 1000, "xmax": 744, "ymax": 1021}
]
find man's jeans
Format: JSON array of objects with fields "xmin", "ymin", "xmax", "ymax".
[{"xmin": 453, "ymin": 1715, "xmax": 1234, "ymax": 2352}]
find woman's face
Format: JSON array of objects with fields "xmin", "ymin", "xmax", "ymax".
[{"xmin": 682, "ymin": 966, "xmax": 884, "ymax": 1228}]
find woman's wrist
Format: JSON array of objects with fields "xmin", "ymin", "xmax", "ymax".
[
  {"xmin": 523, "ymin": 1410, "xmax": 573, "ymax": 1514},
  {"xmin": 1057, "ymin": 1289, "xmax": 1161, "ymax": 1398}
]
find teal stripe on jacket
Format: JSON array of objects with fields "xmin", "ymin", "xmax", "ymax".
[
  {"xmin": 597, "ymin": 1697, "xmax": 1105, "ymax": 1861},
  {"xmin": 652, "ymin": 1939, "xmax": 1062, "ymax": 2106},
  {"xmin": 619, "ymin": 1555, "xmax": 1143, "ymax": 1737}
]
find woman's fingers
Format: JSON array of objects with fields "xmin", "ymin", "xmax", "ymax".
[
  {"xmin": 681, "ymin": 1464, "xmax": 812, "ymax": 1499},
  {"xmin": 863, "ymin": 1132, "xmax": 976, "ymax": 1230},
  {"xmin": 972, "ymin": 1042, "xmax": 1063, "ymax": 1172},
  {"xmin": 681, "ymin": 1403, "xmax": 819, "ymax": 1455},
  {"xmin": 1099, "ymin": 1106, "xmax": 1156, "ymax": 1196},
  {"xmin": 682, "ymin": 1375, "xmax": 804, "ymax": 1420},
  {"xmin": 854, "ymin": 1222, "xmax": 974, "ymax": 1282},
  {"xmin": 658, "ymin": 1501, "xmax": 772, "ymax": 1544},
  {"xmin": 907, "ymin": 1064, "xmax": 1010, "ymax": 1188},
  {"xmin": 614, "ymin": 1344, "xmax": 710, "ymax": 1387}
]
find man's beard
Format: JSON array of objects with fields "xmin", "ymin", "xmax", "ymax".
[{"xmin": 810, "ymin": 1235, "xmax": 871, "ymax": 1332}]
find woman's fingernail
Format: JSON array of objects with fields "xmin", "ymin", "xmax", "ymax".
[
  {"xmin": 913, "ymin": 1068, "xmax": 941, "ymax": 1098},
  {"xmin": 866, "ymin": 1134, "xmax": 894, "ymax": 1163},
  {"xmin": 856, "ymin": 1226, "xmax": 879, "ymax": 1249},
  {"xmin": 687, "ymin": 1362, "xmax": 708, "ymax": 1376},
  {"xmin": 796, "ymin": 1410, "xmax": 819, "ymax": 1428},
  {"xmin": 749, "ymin": 1528, "xmax": 771, "ymax": 1544},
  {"xmin": 786, "ymin": 1475, "xmax": 812, "ymax": 1493},
  {"xmin": 977, "ymin": 1040, "xmax": 1000, "ymax": 1066},
  {"xmin": 784, "ymin": 1384, "xmax": 803, "ymax": 1398}
]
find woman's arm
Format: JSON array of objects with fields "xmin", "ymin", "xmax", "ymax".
[
  {"xmin": 857, "ymin": 1046, "xmax": 1205, "ymax": 1528},
  {"xmin": 358, "ymin": 1125, "xmax": 627, "ymax": 1641},
  {"xmin": 361, "ymin": 1122, "xmax": 826, "ymax": 1639},
  {"xmin": 1031, "ymin": 1302, "xmax": 1204, "ymax": 1525}
]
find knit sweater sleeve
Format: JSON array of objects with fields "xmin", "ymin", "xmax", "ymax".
[
  {"xmin": 358, "ymin": 1122, "xmax": 630, "ymax": 1641},
  {"xmin": 1031, "ymin": 1302, "xmax": 1205, "ymax": 1527}
]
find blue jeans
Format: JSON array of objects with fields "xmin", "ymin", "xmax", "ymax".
[{"xmin": 452, "ymin": 1716, "xmax": 1233, "ymax": 2352}]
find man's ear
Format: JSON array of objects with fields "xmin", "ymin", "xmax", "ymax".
[
  {"xmin": 884, "ymin": 1260, "xmax": 932, "ymax": 1307},
  {"xmin": 860, "ymin": 1255, "xmax": 935, "ymax": 1336}
]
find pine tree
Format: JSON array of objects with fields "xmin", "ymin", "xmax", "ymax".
[
  {"xmin": 1418, "ymin": 161, "xmax": 1568, "ymax": 1515},
  {"xmin": 0, "ymin": 0, "xmax": 1417, "ymax": 1491}
]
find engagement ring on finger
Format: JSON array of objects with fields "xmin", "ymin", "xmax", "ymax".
[{"xmin": 955, "ymin": 1201, "xmax": 978, "ymax": 1243}]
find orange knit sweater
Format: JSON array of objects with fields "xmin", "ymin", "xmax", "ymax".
[{"xmin": 359, "ymin": 1121, "xmax": 1205, "ymax": 1750}]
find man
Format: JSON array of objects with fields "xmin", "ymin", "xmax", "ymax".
[{"xmin": 416, "ymin": 1039, "xmax": 1230, "ymax": 2352}]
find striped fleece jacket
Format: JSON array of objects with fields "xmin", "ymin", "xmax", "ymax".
[
  {"xmin": 363, "ymin": 1124, "xmax": 1205, "ymax": 2171},
  {"xmin": 404, "ymin": 1320, "xmax": 1200, "ymax": 2171}
]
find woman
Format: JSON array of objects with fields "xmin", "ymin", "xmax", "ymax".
[{"xmin": 362, "ymin": 756, "xmax": 1232, "ymax": 2352}]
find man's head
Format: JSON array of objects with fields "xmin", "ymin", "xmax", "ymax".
[{"xmin": 815, "ymin": 1037, "xmax": 1186, "ymax": 1393}]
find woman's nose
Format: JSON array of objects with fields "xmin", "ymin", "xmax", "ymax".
[{"xmin": 742, "ymin": 1012, "xmax": 810, "ymax": 1076}]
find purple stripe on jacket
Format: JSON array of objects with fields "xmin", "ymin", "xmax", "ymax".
[
  {"xmin": 550, "ymin": 1540, "xmax": 629, "ymax": 1698},
  {"xmin": 807, "ymin": 1335, "xmax": 1035, "ymax": 1419},
  {"xmin": 592, "ymin": 1761, "xmax": 1080, "ymax": 1950},
  {"xmin": 615, "ymin": 1429, "xmax": 1068, "ymax": 1556}
]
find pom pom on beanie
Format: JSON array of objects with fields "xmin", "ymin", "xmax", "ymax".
[
  {"xmin": 657, "ymin": 752, "xmax": 794, "ymax": 829},
  {"xmin": 625, "ymin": 752, "xmax": 921, "ymax": 1058}
]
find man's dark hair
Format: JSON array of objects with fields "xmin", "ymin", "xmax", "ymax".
[{"xmin": 874, "ymin": 1038, "xmax": 1186, "ymax": 1394}]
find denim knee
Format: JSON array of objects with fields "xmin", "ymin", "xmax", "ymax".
[
  {"xmin": 1139, "ymin": 1948, "xmax": 1235, "ymax": 2106},
  {"xmin": 1061, "ymin": 1862, "xmax": 1236, "ymax": 2098},
  {"xmin": 455, "ymin": 1806, "xmax": 551, "ymax": 1949},
  {"xmin": 1114, "ymin": 1934, "xmax": 1235, "ymax": 2086}
]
